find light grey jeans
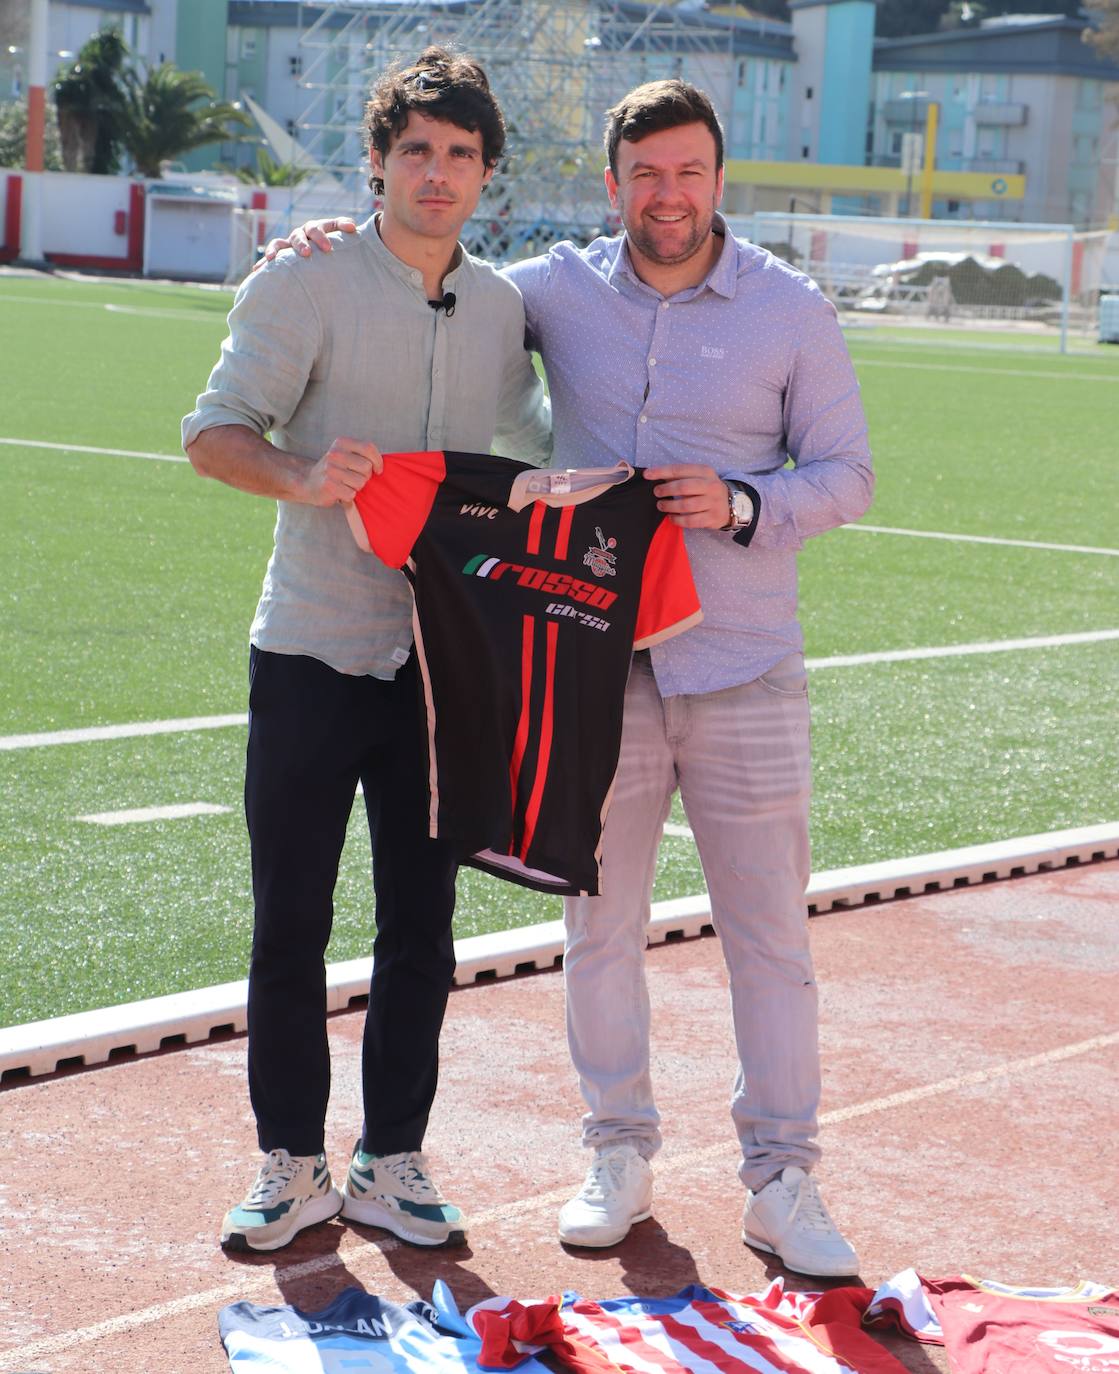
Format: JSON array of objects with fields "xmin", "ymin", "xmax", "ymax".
[{"xmin": 563, "ymin": 651, "xmax": 821, "ymax": 1191}]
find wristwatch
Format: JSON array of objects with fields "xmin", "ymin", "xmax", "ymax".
[{"xmin": 720, "ymin": 481, "xmax": 754, "ymax": 532}]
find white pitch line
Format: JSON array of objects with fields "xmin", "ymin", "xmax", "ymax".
[
  {"xmin": 806, "ymin": 627, "xmax": 1119, "ymax": 670},
  {"xmin": 0, "ymin": 713, "xmax": 246, "ymax": 752},
  {"xmin": 77, "ymin": 802, "xmax": 232, "ymax": 826},
  {"xmin": 853, "ymin": 357, "xmax": 1119, "ymax": 383},
  {"xmin": 3, "ymin": 1027, "xmax": 1113, "ymax": 1369},
  {"xmin": 0, "ymin": 436, "xmax": 187, "ymax": 463},
  {"xmin": 5, "ymin": 627, "xmax": 1119, "ymax": 754},
  {"xmin": 104, "ymin": 302, "xmax": 223, "ymax": 322},
  {"xmin": 847, "ymin": 523, "xmax": 1119, "ymax": 558}
]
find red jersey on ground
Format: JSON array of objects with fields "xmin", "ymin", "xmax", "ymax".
[
  {"xmin": 866, "ymin": 1270, "xmax": 1119, "ymax": 1374},
  {"xmin": 465, "ymin": 1281, "xmax": 911, "ymax": 1374}
]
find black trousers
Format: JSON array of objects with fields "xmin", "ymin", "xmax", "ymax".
[{"xmin": 243, "ymin": 647, "xmax": 457, "ymax": 1158}]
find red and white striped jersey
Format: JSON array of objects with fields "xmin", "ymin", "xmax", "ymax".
[
  {"xmin": 349, "ymin": 451, "xmax": 701, "ymax": 896},
  {"xmin": 466, "ymin": 1281, "xmax": 910, "ymax": 1374},
  {"xmin": 865, "ymin": 1270, "xmax": 1119, "ymax": 1374}
]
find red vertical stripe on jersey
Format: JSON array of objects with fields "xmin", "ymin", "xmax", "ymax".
[
  {"xmin": 507, "ymin": 615, "xmax": 535, "ymax": 839},
  {"xmin": 526, "ymin": 500, "xmax": 546, "ymax": 555},
  {"xmin": 553, "ymin": 503, "xmax": 575, "ymax": 560},
  {"xmin": 567, "ymin": 1304, "xmax": 693, "ymax": 1374},
  {"xmin": 518, "ymin": 618, "xmax": 558, "ymax": 862},
  {"xmin": 686, "ymin": 1299, "xmax": 822, "ymax": 1374},
  {"xmin": 657, "ymin": 1309, "xmax": 791, "ymax": 1374}
]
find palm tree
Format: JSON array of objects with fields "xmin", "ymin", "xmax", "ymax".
[
  {"xmin": 119, "ymin": 64, "xmax": 251, "ymax": 179},
  {"xmin": 219, "ymin": 146, "xmax": 313, "ymax": 188},
  {"xmin": 53, "ymin": 27, "xmax": 130, "ymax": 174}
]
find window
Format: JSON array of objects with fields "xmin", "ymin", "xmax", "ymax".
[
  {"xmin": 286, "ymin": 119, "xmax": 298, "ymax": 138},
  {"xmin": 241, "ymin": 33, "xmax": 257, "ymax": 61},
  {"xmin": 289, "ymin": 54, "xmax": 303, "ymax": 78},
  {"xmin": 802, "ymin": 144, "xmax": 810, "ymax": 159},
  {"xmin": 806, "ymin": 85, "xmax": 813, "ymax": 100},
  {"xmin": 1077, "ymin": 79, "xmax": 1101, "ymax": 111}
]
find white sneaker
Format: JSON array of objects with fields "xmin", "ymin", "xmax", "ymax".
[
  {"xmin": 221, "ymin": 1149, "xmax": 342, "ymax": 1253},
  {"xmin": 742, "ymin": 1166, "xmax": 859, "ymax": 1277},
  {"xmin": 558, "ymin": 1144, "xmax": 653, "ymax": 1247},
  {"xmin": 341, "ymin": 1146, "xmax": 466, "ymax": 1247}
]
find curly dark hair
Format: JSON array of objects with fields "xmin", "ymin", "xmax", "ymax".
[
  {"xmin": 364, "ymin": 46, "xmax": 506, "ymax": 194},
  {"xmin": 604, "ymin": 79, "xmax": 724, "ymax": 176}
]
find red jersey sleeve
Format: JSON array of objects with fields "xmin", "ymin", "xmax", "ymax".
[
  {"xmin": 348, "ymin": 450, "xmax": 447, "ymax": 569},
  {"xmin": 633, "ymin": 517, "xmax": 703, "ymax": 650}
]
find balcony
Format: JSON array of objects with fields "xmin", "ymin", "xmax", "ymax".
[
  {"xmin": 882, "ymin": 97, "xmax": 932, "ymax": 124},
  {"xmin": 974, "ymin": 102, "xmax": 1028, "ymax": 126}
]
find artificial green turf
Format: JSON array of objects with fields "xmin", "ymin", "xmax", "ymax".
[
  {"xmin": 0, "ymin": 454, "xmax": 271, "ymax": 731},
  {"xmin": 2, "ymin": 277, "xmax": 229, "ymax": 455},
  {"xmin": 2, "ymin": 274, "xmax": 1118, "ymax": 1026},
  {"xmin": 5, "ymin": 630, "xmax": 1117, "ymax": 1025}
]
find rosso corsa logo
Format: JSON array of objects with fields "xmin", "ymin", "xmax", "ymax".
[{"xmin": 462, "ymin": 554, "xmax": 618, "ymax": 609}]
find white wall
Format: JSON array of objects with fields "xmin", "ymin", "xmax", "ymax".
[{"xmin": 41, "ymin": 170, "xmax": 133, "ymax": 257}]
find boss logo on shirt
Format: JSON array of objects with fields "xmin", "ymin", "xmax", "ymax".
[
  {"xmin": 462, "ymin": 554, "xmax": 618, "ymax": 610},
  {"xmin": 701, "ymin": 344, "xmax": 726, "ymax": 359}
]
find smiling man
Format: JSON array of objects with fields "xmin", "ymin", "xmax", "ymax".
[
  {"xmin": 501, "ymin": 79, "xmax": 874, "ymax": 1277},
  {"xmin": 181, "ymin": 48, "xmax": 550, "ymax": 1255},
  {"xmin": 270, "ymin": 76, "xmax": 873, "ymax": 1279}
]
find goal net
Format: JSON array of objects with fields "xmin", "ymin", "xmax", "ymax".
[{"xmin": 726, "ymin": 212, "xmax": 1111, "ymax": 350}]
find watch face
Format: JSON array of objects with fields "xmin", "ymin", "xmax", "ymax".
[{"xmin": 732, "ymin": 492, "xmax": 753, "ymax": 526}]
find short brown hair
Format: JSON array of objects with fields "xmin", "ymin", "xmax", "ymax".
[
  {"xmin": 364, "ymin": 46, "xmax": 506, "ymax": 194},
  {"xmin": 604, "ymin": 79, "xmax": 724, "ymax": 176}
]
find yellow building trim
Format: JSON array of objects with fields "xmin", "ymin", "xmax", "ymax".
[{"xmin": 724, "ymin": 159, "xmax": 1026, "ymax": 202}]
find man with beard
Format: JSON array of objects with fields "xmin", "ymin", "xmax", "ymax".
[{"xmin": 271, "ymin": 78, "xmax": 872, "ymax": 1277}]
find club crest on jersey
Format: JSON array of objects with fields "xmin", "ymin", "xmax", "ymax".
[
  {"xmin": 721, "ymin": 1319, "xmax": 762, "ymax": 1335},
  {"xmin": 583, "ymin": 527, "xmax": 618, "ymax": 578}
]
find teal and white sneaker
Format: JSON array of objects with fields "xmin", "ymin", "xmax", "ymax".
[
  {"xmin": 221, "ymin": 1148, "xmax": 342, "ymax": 1253},
  {"xmin": 341, "ymin": 1145, "xmax": 466, "ymax": 1247}
]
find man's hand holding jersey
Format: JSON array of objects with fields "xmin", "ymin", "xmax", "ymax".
[
  {"xmin": 305, "ymin": 436, "xmax": 382, "ymax": 507},
  {"xmin": 644, "ymin": 463, "xmax": 737, "ymax": 530}
]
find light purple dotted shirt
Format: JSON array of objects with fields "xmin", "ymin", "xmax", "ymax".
[{"xmin": 504, "ymin": 216, "xmax": 874, "ymax": 697}]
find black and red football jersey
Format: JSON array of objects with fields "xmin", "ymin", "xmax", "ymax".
[{"xmin": 348, "ymin": 451, "xmax": 702, "ymax": 896}]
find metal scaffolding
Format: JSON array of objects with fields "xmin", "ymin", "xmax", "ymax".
[{"xmin": 293, "ymin": 0, "xmax": 740, "ymax": 260}]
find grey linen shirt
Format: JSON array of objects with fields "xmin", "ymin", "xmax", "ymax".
[
  {"xmin": 503, "ymin": 216, "xmax": 873, "ymax": 697},
  {"xmin": 182, "ymin": 216, "xmax": 552, "ymax": 678}
]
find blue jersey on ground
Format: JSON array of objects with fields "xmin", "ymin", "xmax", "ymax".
[{"xmin": 219, "ymin": 1281, "xmax": 553, "ymax": 1374}]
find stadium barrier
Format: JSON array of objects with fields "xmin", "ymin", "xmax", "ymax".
[{"xmin": 3, "ymin": 823, "xmax": 1117, "ymax": 1082}]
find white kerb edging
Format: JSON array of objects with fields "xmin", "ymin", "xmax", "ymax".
[{"xmin": 2, "ymin": 821, "xmax": 1116, "ymax": 1082}]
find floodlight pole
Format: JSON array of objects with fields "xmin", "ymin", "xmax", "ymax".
[{"xmin": 19, "ymin": 0, "xmax": 49, "ymax": 266}]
